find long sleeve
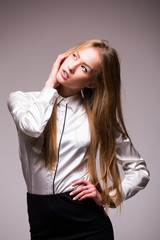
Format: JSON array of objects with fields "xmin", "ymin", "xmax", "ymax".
[
  {"xmin": 7, "ymin": 87, "xmax": 59, "ymax": 138},
  {"xmin": 109, "ymin": 131, "xmax": 150, "ymax": 207}
]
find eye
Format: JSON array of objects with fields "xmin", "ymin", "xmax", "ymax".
[
  {"xmin": 72, "ymin": 53, "xmax": 77, "ymax": 59},
  {"xmin": 81, "ymin": 66, "xmax": 87, "ymax": 73}
]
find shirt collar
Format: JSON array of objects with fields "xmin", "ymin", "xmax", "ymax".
[{"xmin": 57, "ymin": 92, "xmax": 83, "ymax": 112}]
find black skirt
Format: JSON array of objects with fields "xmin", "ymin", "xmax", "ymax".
[{"xmin": 27, "ymin": 191, "xmax": 114, "ymax": 240}]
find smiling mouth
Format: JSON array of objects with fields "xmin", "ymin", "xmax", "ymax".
[{"xmin": 61, "ymin": 69, "xmax": 69, "ymax": 80}]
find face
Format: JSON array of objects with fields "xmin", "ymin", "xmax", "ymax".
[{"xmin": 56, "ymin": 46, "xmax": 102, "ymax": 95}]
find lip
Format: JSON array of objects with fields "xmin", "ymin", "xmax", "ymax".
[{"xmin": 61, "ymin": 69, "xmax": 69, "ymax": 80}]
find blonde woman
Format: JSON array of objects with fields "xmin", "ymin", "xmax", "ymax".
[{"xmin": 8, "ymin": 39, "xmax": 150, "ymax": 240}]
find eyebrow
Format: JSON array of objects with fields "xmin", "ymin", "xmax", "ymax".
[{"xmin": 77, "ymin": 52, "xmax": 93, "ymax": 71}]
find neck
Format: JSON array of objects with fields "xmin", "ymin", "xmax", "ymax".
[{"xmin": 57, "ymin": 85, "xmax": 81, "ymax": 98}]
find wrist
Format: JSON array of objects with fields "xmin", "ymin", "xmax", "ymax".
[
  {"xmin": 95, "ymin": 191, "xmax": 105, "ymax": 207},
  {"xmin": 45, "ymin": 80, "xmax": 59, "ymax": 89},
  {"xmin": 45, "ymin": 81, "xmax": 53, "ymax": 88}
]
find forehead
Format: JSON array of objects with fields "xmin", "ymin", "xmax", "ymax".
[{"xmin": 75, "ymin": 46, "xmax": 102, "ymax": 71}]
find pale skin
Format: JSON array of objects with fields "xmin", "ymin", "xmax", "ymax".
[{"xmin": 45, "ymin": 47, "xmax": 104, "ymax": 207}]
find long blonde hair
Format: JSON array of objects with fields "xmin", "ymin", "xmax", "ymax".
[{"xmin": 42, "ymin": 39, "xmax": 130, "ymax": 212}]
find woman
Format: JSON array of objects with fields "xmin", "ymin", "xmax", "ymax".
[{"xmin": 8, "ymin": 39, "xmax": 150, "ymax": 240}]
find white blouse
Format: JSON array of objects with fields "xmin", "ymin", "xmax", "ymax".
[{"xmin": 7, "ymin": 87, "xmax": 150, "ymax": 207}]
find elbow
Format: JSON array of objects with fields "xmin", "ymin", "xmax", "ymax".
[
  {"xmin": 140, "ymin": 169, "xmax": 150, "ymax": 188},
  {"xmin": 133, "ymin": 159, "xmax": 150, "ymax": 187},
  {"xmin": 121, "ymin": 168, "xmax": 150, "ymax": 201},
  {"xmin": 131, "ymin": 167, "xmax": 150, "ymax": 191},
  {"xmin": 7, "ymin": 93, "xmax": 14, "ymax": 112},
  {"xmin": 136, "ymin": 160, "xmax": 150, "ymax": 187}
]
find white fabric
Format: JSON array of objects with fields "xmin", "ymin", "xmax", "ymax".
[{"xmin": 7, "ymin": 87, "xmax": 150, "ymax": 206}]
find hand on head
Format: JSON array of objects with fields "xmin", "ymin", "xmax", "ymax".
[{"xmin": 45, "ymin": 52, "xmax": 71, "ymax": 89}]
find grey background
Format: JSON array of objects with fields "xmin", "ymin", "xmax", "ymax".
[{"xmin": 1, "ymin": 0, "xmax": 160, "ymax": 239}]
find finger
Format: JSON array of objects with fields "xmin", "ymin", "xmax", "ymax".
[
  {"xmin": 52, "ymin": 56, "xmax": 64, "ymax": 70},
  {"xmin": 70, "ymin": 185, "xmax": 89, "ymax": 196},
  {"xmin": 70, "ymin": 185, "xmax": 96, "ymax": 199},
  {"xmin": 72, "ymin": 188, "xmax": 94, "ymax": 201},
  {"xmin": 56, "ymin": 52, "xmax": 71, "ymax": 64},
  {"xmin": 79, "ymin": 186, "xmax": 97, "ymax": 201},
  {"xmin": 51, "ymin": 52, "xmax": 71, "ymax": 73},
  {"xmin": 78, "ymin": 192, "xmax": 96, "ymax": 201},
  {"xmin": 72, "ymin": 179, "xmax": 91, "ymax": 187}
]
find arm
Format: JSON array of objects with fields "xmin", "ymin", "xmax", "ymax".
[
  {"xmin": 68, "ymin": 131, "xmax": 150, "ymax": 208},
  {"xmin": 7, "ymin": 52, "xmax": 70, "ymax": 138},
  {"xmin": 7, "ymin": 87, "xmax": 58, "ymax": 138},
  {"xmin": 109, "ymin": 131, "xmax": 150, "ymax": 207}
]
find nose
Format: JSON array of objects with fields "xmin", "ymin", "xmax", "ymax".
[{"xmin": 68, "ymin": 66, "xmax": 74, "ymax": 74}]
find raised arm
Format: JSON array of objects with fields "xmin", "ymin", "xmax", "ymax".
[
  {"xmin": 7, "ymin": 52, "xmax": 70, "ymax": 138},
  {"xmin": 7, "ymin": 88, "xmax": 58, "ymax": 138}
]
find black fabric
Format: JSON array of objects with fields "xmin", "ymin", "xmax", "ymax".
[{"xmin": 27, "ymin": 192, "xmax": 114, "ymax": 240}]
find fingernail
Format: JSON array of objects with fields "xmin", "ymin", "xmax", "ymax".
[{"xmin": 69, "ymin": 192, "xmax": 73, "ymax": 196}]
